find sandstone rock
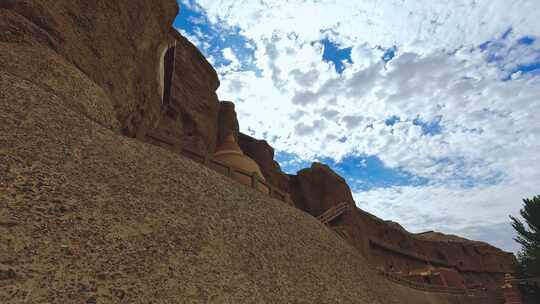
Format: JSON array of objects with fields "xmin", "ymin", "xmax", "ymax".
[
  {"xmin": 143, "ymin": 31, "xmax": 221, "ymax": 155},
  {"xmin": 0, "ymin": 269, "xmax": 16, "ymax": 281},
  {"xmin": 1, "ymin": 70, "xmax": 403, "ymax": 303},
  {"xmin": 217, "ymin": 101, "xmax": 240, "ymax": 145},
  {"xmin": 238, "ymin": 133, "xmax": 290, "ymax": 193},
  {"xmin": 167, "ymin": 31, "xmax": 221, "ymax": 155},
  {"xmin": 286, "ymin": 162, "xmax": 516, "ymax": 290},
  {"xmin": 341, "ymin": 207, "xmax": 517, "ymax": 291},
  {"xmin": 288, "ymin": 162, "xmax": 353, "ymax": 216},
  {"xmin": 2, "ymin": 65, "xmax": 500, "ymax": 302}
]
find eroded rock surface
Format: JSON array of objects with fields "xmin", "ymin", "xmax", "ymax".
[
  {"xmin": 286, "ymin": 162, "xmax": 515, "ymax": 291},
  {"xmin": 288, "ymin": 163, "xmax": 354, "ymax": 216},
  {"xmin": 217, "ymin": 101, "xmax": 240, "ymax": 146},
  {"xmin": 167, "ymin": 32, "xmax": 221, "ymax": 155},
  {"xmin": 238, "ymin": 133, "xmax": 290, "ymax": 194},
  {"xmin": 0, "ymin": 68, "xmax": 500, "ymax": 303}
]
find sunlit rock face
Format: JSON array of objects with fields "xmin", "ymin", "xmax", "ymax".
[
  {"xmin": 0, "ymin": 0, "xmax": 222, "ymax": 156},
  {"xmin": 142, "ymin": 30, "xmax": 222, "ymax": 155},
  {"xmin": 289, "ymin": 163, "xmax": 355, "ymax": 216}
]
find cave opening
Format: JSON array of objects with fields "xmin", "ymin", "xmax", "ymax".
[{"xmin": 162, "ymin": 45, "xmax": 176, "ymax": 106}]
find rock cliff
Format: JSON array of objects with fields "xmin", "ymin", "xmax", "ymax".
[
  {"xmin": 238, "ymin": 133, "xmax": 290, "ymax": 194},
  {"xmin": 218, "ymin": 101, "xmax": 240, "ymax": 146},
  {"xmin": 289, "ymin": 163, "xmax": 355, "ymax": 215},
  {"xmin": 285, "ymin": 162, "xmax": 516, "ymax": 290},
  {"xmin": 141, "ymin": 29, "xmax": 222, "ymax": 155}
]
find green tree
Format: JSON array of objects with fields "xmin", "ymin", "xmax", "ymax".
[{"xmin": 510, "ymin": 195, "xmax": 540, "ymax": 277}]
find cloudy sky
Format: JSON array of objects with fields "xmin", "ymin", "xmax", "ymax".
[{"xmin": 173, "ymin": 0, "xmax": 540, "ymax": 252}]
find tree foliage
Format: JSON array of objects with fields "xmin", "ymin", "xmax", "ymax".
[{"xmin": 510, "ymin": 195, "xmax": 540, "ymax": 277}]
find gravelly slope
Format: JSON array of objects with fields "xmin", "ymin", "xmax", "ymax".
[
  {"xmin": 0, "ymin": 70, "xmax": 502, "ymax": 304},
  {"xmin": 1, "ymin": 70, "xmax": 404, "ymax": 303},
  {"xmin": 3, "ymin": 69, "xmax": 509, "ymax": 304}
]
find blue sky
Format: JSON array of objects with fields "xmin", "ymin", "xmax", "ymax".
[{"xmin": 175, "ymin": 0, "xmax": 540, "ymax": 252}]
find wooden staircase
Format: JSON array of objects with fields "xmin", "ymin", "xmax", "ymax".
[{"xmin": 317, "ymin": 202, "xmax": 350, "ymax": 225}]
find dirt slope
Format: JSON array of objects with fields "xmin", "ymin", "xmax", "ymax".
[{"xmin": 1, "ymin": 68, "xmax": 397, "ymax": 303}]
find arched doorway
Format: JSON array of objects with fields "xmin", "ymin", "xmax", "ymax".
[
  {"xmin": 162, "ymin": 44, "xmax": 176, "ymax": 106},
  {"xmin": 144, "ymin": 41, "xmax": 181, "ymax": 149}
]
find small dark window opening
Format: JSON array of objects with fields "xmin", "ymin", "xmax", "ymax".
[{"xmin": 163, "ymin": 46, "xmax": 176, "ymax": 106}]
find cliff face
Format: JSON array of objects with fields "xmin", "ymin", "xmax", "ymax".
[
  {"xmin": 217, "ymin": 101, "xmax": 240, "ymax": 146},
  {"xmin": 238, "ymin": 133, "xmax": 290, "ymax": 194},
  {"xmin": 1, "ymin": 0, "xmax": 514, "ymax": 302},
  {"xmin": 286, "ymin": 162, "xmax": 516, "ymax": 290},
  {"xmin": 132, "ymin": 27, "xmax": 222, "ymax": 156},
  {"xmin": 289, "ymin": 163, "xmax": 355, "ymax": 216}
]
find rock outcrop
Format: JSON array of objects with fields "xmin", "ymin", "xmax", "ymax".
[
  {"xmin": 238, "ymin": 133, "xmax": 290, "ymax": 194},
  {"xmin": 166, "ymin": 32, "xmax": 221, "ymax": 154},
  {"xmin": 142, "ymin": 30, "xmax": 221, "ymax": 155},
  {"xmin": 2, "ymin": 71, "xmax": 396, "ymax": 303},
  {"xmin": 288, "ymin": 163, "xmax": 354, "ymax": 216},
  {"xmin": 217, "ymin": 101, "xmax": 240, "ymax": 146},
  {"xmin": 285, "ymin": 162, "xmax": 516, "ymax": 290}
]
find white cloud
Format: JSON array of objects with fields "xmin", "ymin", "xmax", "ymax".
[
  {"xmin": 196, "ymin": 0, "xmax": 540, "ymax": 52},
  {"xmin": 219, "ymin": 47, "xmax": 241, "ymax": 73},
  {"xmin": 187, "ymin": 0, "xmax": 540, "ymax": 252}
]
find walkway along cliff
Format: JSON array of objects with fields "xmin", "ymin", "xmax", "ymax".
[{"xmin": 0, "ymin": 0, "xmax": 516, "ymax": 303}]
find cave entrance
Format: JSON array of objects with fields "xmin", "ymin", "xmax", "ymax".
[
  {"xmin": 144, "ymin": 41, "xmax": 180, "ymax": 148},
  {"xmin": 162, "ymin": 44, "xmax": 176, "ymax": 106}
]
